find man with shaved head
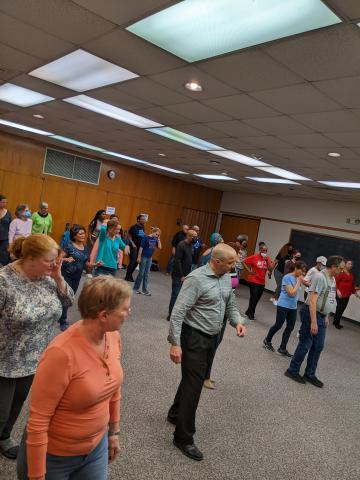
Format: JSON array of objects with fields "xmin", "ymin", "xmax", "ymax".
[{"xmin": 167, "ymin": 243, "xmax": 247, "ymax": 461}]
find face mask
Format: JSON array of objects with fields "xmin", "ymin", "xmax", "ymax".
[
  {"xmin": 261, "ymin": 252, "xmax": 267, "ymax": 258},
  {"xmin": 294, "ymin": 256, "xmax": 301, "ymax": 261},
  {"xmin": 24, "ymin": 211, "xmax": 32, "ymax": 218},
  {"xmin": 192, "ymin": 238, "xmax": 197, "ymax": 244}
]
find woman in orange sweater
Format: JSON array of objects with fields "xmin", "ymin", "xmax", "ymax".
[{"xmin": 17, "ymin": 276, "xmax": 132, "ymax": 480}]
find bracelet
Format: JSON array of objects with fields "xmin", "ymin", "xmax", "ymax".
[{"xmin": 108, "ymin": 430, "xmax": 120, "ymax": 437}]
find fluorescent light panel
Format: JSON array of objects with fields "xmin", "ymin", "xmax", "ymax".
[
  {"xmin": 256, "ymin": 166, "xmax": 311, "ymax": 181},
  {"xmin": 318, "ymin": 181, "xmax": 360, "ymax": 189},
  {"xmin": 246, "ymin": 177, "xmax": 300, "ymax": 185},
  {"xmin": 105, "ymin": 151, "xmax": 186, "ymax": 174},
  {"xmin": 30, "ymin": 49, "xmax": 138, "ymax": 91},
  {"xmin": 64, "ymin": 95, "xmax": 162, "ymax": 129},
  {"xmin": 0, "ymin": 83, "xmax": 54, "ymax": 107},
  {"xmin": 194, "ymin": 174, "xmax": 237, "ymax": 181},
  {"xmin": 50, "ymin": 135, "xmax": 106, "ymax": 152},
  {"xmin": 127, "ymin": 0, "xmax": 341, "ymax": 62},
  {"xmin": 0, "ymin": 119, "xmax": 53, "ymax": 135},
  {"xmin": 147, "ymin": 127, "xmax": 224, "ymax": 151},
  {"xmin": 209, "ymin": 150, "xmax": 269, "ymax": 167}
]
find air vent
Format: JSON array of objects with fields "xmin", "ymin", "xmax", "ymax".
[{"xmin": 43, "ymin": 148, "xmax": 101, "ymax": 185}]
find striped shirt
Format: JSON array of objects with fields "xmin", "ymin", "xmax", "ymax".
[{"xmin": 168, "ymin": 264, "xmax": 246, "ymax": 346}]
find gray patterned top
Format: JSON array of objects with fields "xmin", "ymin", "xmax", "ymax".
[{"xmin": 0, "ymin": 265, "xmax": 74, "ymax": 378}]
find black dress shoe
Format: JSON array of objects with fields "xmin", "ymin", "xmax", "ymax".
[
  {"xmin": 334, "ymin": 324, "xmax": 343, "ymax": 330},
  {"xmin": 173, "ymin": 440, "xmax": 203, "ymax": 461},
  {"xmin": 278, "ymin": 348, "xmax": 293, "ymax": 358},
  {"xmin": 304, "ymin": 374, "xmax": 324, "ymax": 388},
  {"xmin": 284, "ymin": 369, "xmax": 306, "ymax": 384}
]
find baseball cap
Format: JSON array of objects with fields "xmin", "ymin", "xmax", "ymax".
[{"xmin": 316, "ymin": 256, "xmax": 327, "ymax": 266}]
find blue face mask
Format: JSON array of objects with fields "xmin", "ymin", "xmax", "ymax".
[{"xmin": 24, "ymin": 210, "xmax": 32, "ymax": 218}]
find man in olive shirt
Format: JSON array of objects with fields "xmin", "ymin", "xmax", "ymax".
[
  {"xmin": 286, "ymin": 255, "xmax": 344, "ymax": 388},
  {"xmin": 167, "ymin": 244, "xmax": 247, "ymax": 461}
]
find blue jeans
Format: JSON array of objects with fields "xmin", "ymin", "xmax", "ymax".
[
  {"xmin": 134, "ymin": 256, "xmax": 152, "ymax": 293},
  {"xmin": 265, "ymin": 306, "xmax": 297, "ymax": 350},
  {"xmin": 94, "ymin": 266, "xmax": 117, "ymax": 277},
  {"xmin": 17, "ymin": 432, "xmax": 108, "ymax": 480},
  {"xmin": 288, "ymin": 305, "xmax": 326, "ymax": 377},
  {"xmin": 169, "ymin": 276, "xmax": 182, "ymax": 315}
]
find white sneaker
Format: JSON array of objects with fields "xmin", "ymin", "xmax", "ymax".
[{"xmin": 272, "ymin": 299, "xmax": 278, "ymax": 306}]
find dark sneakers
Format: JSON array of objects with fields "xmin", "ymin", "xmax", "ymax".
[
  {"xmin": 304, "ymin": 374, "xmax": 324, "ymax": 388},
  {"xmin": 263, "ymin": 339, "xmax": 275, "ymax": 352},
  {"xmin": 284, "ymin": 369, "xmax": 306, "ymax": 384},
  {"xmin": 334, "ymin": 324, "xmax": 343, "ymax": 330},
  {"xmin": 277, "ymin": 348, "xmax": 293, "ymax": 358},
  {"xmin": 173, "ymin": 440, "xmax": 203, "ymax": 461}
]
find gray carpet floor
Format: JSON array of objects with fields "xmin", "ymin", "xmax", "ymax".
[{"xmin": 1, "ymin": 271, "xmax": 360, "ymax": 480}]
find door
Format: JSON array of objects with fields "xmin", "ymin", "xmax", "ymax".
[{"xmin": 220, "ymin": 214, "xmax": 260, "ymax": 255}]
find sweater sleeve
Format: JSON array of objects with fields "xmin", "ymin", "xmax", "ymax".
[
  {"xmin": 8, "ymin": 219, "xmax": 16, "ymax": 244},
  {"xmin": 26, "ymin": 346, "xmax": 72, "ymax": 478},
  {"xmin": 109, "ymin": 332, "xmax": 121, "ymax": 422},
  {"xmin": 48, "ymin": 213, "xmax": 53, "ymax": 234}
]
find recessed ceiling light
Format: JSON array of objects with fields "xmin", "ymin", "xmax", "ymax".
[
  {"xmin": 158, "ymin": 153, "xmax": 166, "ymax": 157},
  {"xmin": 64, "ymin": 95, "xmax": 162, "ymax": 129},
  {"xmin": 33, "ymin": 114, "xmax": 45, "ymax": 119},
  {"xmin": 210, "ymin": 160, "xmax": 220, "ymax": 165},
  {"xmin": 327, "ymin": 152, "xmax": 341, "ymax": 158},
  {"xmin": 256, "ymin": 166, "xmax": 311, "ymax": 181},
  {"xmin": 318, "ymin": 181, "xmax": 360, "ymax": 189},
  {"xmin": 127, "ymin": 0, "xmax": 341, "ymax": 62},
  {"xmin": 194, "ymin": 174, "xmax": 237, "ymax": 181},
  {"xmin": 30, "ymin": 49, "xmax": 138, "ymax": 91},
  {"xmin": 246, "ymin": 177, "xmax": 300, "ymax": 184},
  {"xmin": 147, "ymin": 127, "xmax": 224, "ymax": 151},
  {"xmin": 0, "ymin": 119, "xmax": 53, "ymax": 135},
  {"xmin": 209, "ymin": 150, "xmax": 269, "ymax": 167},
  {"xmin": 185, "ymin": 81, "xmax": 203, "ymax": 92},
  {"xmin": 0, "ymin": 83, "xmax": 54, "ymax": 107},
  {"xmin": 50, "ymin": 135, "xmax": 106, "ymax": 152}
]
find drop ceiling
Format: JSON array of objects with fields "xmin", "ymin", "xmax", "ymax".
[{"xmin": 0, "ymin": 0, "xmax": 360, "ymax": 201}]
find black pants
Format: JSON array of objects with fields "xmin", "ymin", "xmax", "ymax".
[
  {"xmin": 125, "ymin": 246, "xmax": 138, "ymax": 280},
  {"xmin": 333, "ymin": 296, "xmax": 350, "ymax": 327},
  {"xmin": 168, "ymin": 324, "xmax": 218, "ymax": 445},
  {"xmin": 0, "ymin": 239, "xmax": 10, "ymax": 266},
  {"xmin": 59, "ymin": 271, "xmax": 82, "ymax": 326},
  {"xmin": 205, "ymin": 319, "xmax": 227, "ymax": 380},
  {"xmin": 0, "ymin": 375, "xmax": 34, "ymax": 440},
  {"xmin": 245, "ymin": 283, "xmax": 265, "ymax": 319}
]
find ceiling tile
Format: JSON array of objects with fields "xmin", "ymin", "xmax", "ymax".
[
  {"xmin": 84, "ymin": 28, "xmax": 185, "ymax": 76},
  {"xmin": 325, "ymin": 132, "xmax": 360, "ymax": 147},
  {"xmin": 314, "ymin": 76, "xmax": 360, "ymax": 109},
  {"xmin": 203, "ymin": 94, "xmax": 279, "ymax": 119},
  {"xmin": 252, "ymin": 83, "xmax": 341, "ymax": 114},
  {"xmin": 9, "ymin": 74, "xmax": 76, "ymax": 99},
  {"xmin": 150, "ymin": 66, "xmax": 238, "ymax": 100},
  {"xmin": 292, "ymin": 110, "xmax": 360, "ymax": 133},
  {"xmin": 72, "ymin": 0, "xmax": 175, "ymax": 26},
  {"xmin": 88, "ymin": 86, "xmax": 154, "ymax": 110},
  {"xmin": 165, "ymin": 102, "xmax": 230, "ymax": 122},
  {"xmin": 115, "ymin": 77, "xmax": 189, "ymax": 106},
  {"xmin": 268, "ymin": 147, "xmax": 317, "ymax": 161},
  {"xmin": 134, "ymin": 106, "xmax": 192, "ymax": 126},
  {"xmin": 0, "ymin": 0, "xmax": 115, "ymax": 44},
  {"xmin": 198, "ymin": 50, "xmax": 302, "ymax": 92},
  {"xmin": 304, "ymin": 147, "xmax": 358, "ymax": 160},
  {"xmin": 0, "ymin": 12, "xmax": 73, "ymax": 61},
  {"xmin": 278, "ymin": 133, "xmax": 341, "ymax": 148},
  {"xmin": 239, "ymin": 136, "xmax": 292, "ymax": 149},
  {"xmin": 206, "ymin": 120, "xmax": 264, "ymax": 137},
  {"xmin": 244, "ymin": 116, "xmax": 313, "ymax": 135},
  {"xmin": 0, "ymin": 44, "xmax": 41, "ymax": 80},
  {"xmin": 326, "ymin": 0, "xmax": 360, "ymax": 20},
  {"xmin": 177, "ymin": 123, "xmax": 231, "ymax": 140},
  {"xmin": 265, "ymin": 24, "xmax": 360, "ymax": 81}
]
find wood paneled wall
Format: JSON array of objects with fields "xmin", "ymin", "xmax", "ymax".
[{"xmin": 0, "ymin": 132, "xmax": 222, "ymax": 267}]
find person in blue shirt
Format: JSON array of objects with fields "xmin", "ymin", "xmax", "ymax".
[
  {"xmin": 94, "ymin": 219, "xmax": 129, "ymax": 277},
  {"xmin": 199, "ymin": 232, "xmax": 223, "ymax": 266},
  {"xmin": 134, "ymin": 227, "xmax": 162, "ymax": 295},
  {"xmin": 263, "ymin": 261, "xmax": 307, "ymax": 356},
  {"xmin": 191, "ymin": 225, "xmax": 205, "ymax": 270}
]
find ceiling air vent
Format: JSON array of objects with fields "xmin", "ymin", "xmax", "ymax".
[{"xmin": 43, "ymin": 147, "xmax": 101, "ymax": 185}]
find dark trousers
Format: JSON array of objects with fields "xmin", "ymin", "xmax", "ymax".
[
  {"xmin": 168, "ymin": 324, "xmax": 218, "ymax": 445},
  {"xmin": 0, "ymin": 375, "xmax": 34, "ymax": 440},
  {"xmin": 274, "ymin": 269, "xmax": 283, "ymax": 300},
  {"xmin": 59, "ymin": 272, "xmax": 82, "ymax": 326},
  {"xmin": 333, "ymin": 296, "xmax": 350, "ymax": 327},
  {"xmin": 166, "ymin": 255, "xmax": 175, "ymax": 274},
  {"xmin": 168, "ymin": 276, "xmax": 182, "ymax": 315},
  {"xmin": 288, "ymin": 305, "xmax": 326, "ymax": 377},
  {"xmin": 265, "ymin": 306, "xmax": 297, "ymax": 350},
  {"xmin": 245, "ymin": 282, "xmax": 265, "ymax": 319},
  {"xmin": 205, "ymin": 319, "xmax": 227, "ymax": 379},
  {"xmin": 125, "ymin": 246, "xmax": 138, "ymax": 280},
  {"xmin": 0, "ymin": 239, "xmax": 10, "ymax": 266}
]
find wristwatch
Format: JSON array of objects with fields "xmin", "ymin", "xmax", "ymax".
[{"xmin": 108, "ymin": 430, "xmax": 120, "ymax": 437}]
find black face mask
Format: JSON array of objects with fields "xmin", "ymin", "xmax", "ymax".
[{"xmin": 192, "ymin": 238, "xmax": 198, "ymax": 244}]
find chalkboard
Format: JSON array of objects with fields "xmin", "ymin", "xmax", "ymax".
[{"xmin": 289, "ymin": 229, "xmax": 360, "ymax": 285}]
